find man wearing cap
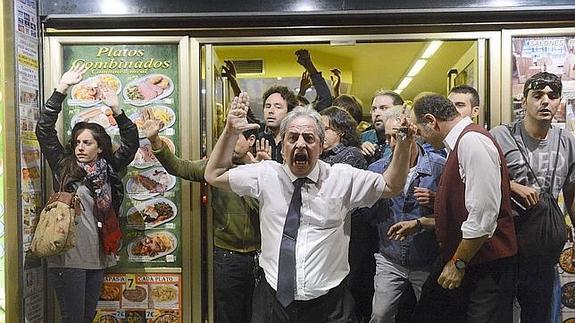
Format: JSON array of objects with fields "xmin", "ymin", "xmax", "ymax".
[
  {"xmin": 205, "ymin": 92, "xmax": 415, "ymax": 322},
  {"xmin": 491, "ymin": 72, "xmax": 575, "ymax": 323}
]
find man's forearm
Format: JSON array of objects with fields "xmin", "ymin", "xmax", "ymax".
[
  {"xmin": 205, "ymin": 128, "xmax": 238, "ymax": 190},
  {"xmin": 382, "ymin": 142, "xmax": 412, "ymax": 197},
  {"xmin": 452, "ymin": 236, "xmax": 488, "ymax": 263}
]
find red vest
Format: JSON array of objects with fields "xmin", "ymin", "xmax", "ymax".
[{"xmin": 435, "ymin": 123, "xmax": 517, "ymax": 265}]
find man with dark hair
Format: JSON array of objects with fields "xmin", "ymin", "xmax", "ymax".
[
  {"xmin": 205, "ymin": 92, "xmax": 416, "ymax": 323},
  {"xmin": 448, "ymin": 85, "xmax": 480, "ymax": 120},
  {"xmin": 332, "ymin": 94, "xmax": 364, "ymax": 126},
  {"xmin": 392, "ymin": 93, "xmax": 517, "ymax": 322},
  {"xmin": 259, "ymin": 85, "xmax": 299, "ymax": 163},
  {"xmin": 360, "ymin": 90, "xmax": 404, "ymax": 164},
  {"xmin": 491, "ymin": 71, "xmax": 575, "ymax": 323}
]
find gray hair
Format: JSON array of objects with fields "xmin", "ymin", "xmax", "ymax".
[{"xmin": 279, "ymin": 106, "xmax": 325, "ymax": 144}]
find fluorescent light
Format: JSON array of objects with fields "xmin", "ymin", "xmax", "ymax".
[
  {"xmin": 397, "ymin": 77, "xmax": 413, "ymax": 90},
  {"xmin": 394, "ymin": 89, "xmax": 403, "ymax": 95},
  {"xmin": 421, "ymin": 41, "xmax": 443, "ymax": 59},
  {"xmin": 100, "ymin": 0, "xmax": 128, "ymax": 14},
  {"xmin": 407, "ymin": 59, "xmax": 427, "ymax": 77}
]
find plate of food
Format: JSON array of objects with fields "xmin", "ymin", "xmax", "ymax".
[
  {"xmin": 150, "ymin": 284, "xmax": 179, "ymax": 306},
  {"xmin": 131, "ymin": 137, "xmax": 176, "ymax": 169},
  {"xmin": 126, "ymin": 167, "xmax": 176, "ymax": 200},
  {"xmin": 124, "ymin": 311, "xmax": 147, "ymax": 323},
  {"xmin": 126, "ymin": 197, "xmax": 177, "ymax": 230},
  {"xmin": 71, "ymin": 74, "xmax": 122, "ymax": 107},
  {"xmin": 99, "ymin": 284, "xmax": 121, "ymax": 301},
  {"xmin": 129, "ymin": 106, "xmax": 176, "ymax": 138},
  {"xmin": 71, "ymin": 105, "xmax": 117, "ymax": 131},
  {"xmin": 154, "ymin": 313, "xmax": 179, "ymax": 323},
  {"xmin": 122, "ymin": 285, "xmax": 148, "ymax": 303},
  {"xmin": 127, "ymin": 231, "xmax": 178, "ymax": 261},
  {"xmin": 560, "ymin": 248, "xmax": 575, "ymax": 274},
  {"xmin": 123, "ymin": 74, "xmax": 174, "ymax": 106},
  {"xmin": 562, "ymin": 282, "xmax": 575, "ymax": 309},
  {"xmin": 98, "ymin": 314, "xmax": 119, "ymax": 323}
]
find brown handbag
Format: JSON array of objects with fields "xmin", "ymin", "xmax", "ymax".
[{"xmin": 31, "ymin": 175, "xmax": 82, "ymax": 257}]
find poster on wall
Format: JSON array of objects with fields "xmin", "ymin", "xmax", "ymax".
[
  {"xmin": 511, "ymin": 36, "xmax": 575, "ymax": 125},
  {"xmin": 61, "ymin": 44, "xmax": 182, "ymax": 268},
  {"xmin": 94, "ymin": 273, "xmax": 182, "ymax": 323}
]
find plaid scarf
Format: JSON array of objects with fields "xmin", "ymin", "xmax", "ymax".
[{"xmin": 79, "ymin": 158, "xmax": 122, "ymax": 255}]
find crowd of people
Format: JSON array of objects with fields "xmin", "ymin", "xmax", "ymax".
[{"xmin": 38, "ymin": 49, "xmax": 575, "ymax": 323}]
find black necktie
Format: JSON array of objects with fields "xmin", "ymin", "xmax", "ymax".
[{"xmin": 276, "ymin": 177, "xmax": 307, "ymax": 307}]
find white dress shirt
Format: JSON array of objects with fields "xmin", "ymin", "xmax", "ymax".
[
  {"xmin": 443, "ymin": 117, "xmax": 502, "ymax": 239},
  {"xmin": 228, "ymin": 160, "xmax": 386, "ymax": 300}
]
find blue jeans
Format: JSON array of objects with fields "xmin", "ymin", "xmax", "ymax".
[
  {"xmin": 47, "ymin": 267, "xmax": 104, "ymax": 323},
  {"xmin": 213, "ymin": 247, "xmax": 257, "ymax": 323}
]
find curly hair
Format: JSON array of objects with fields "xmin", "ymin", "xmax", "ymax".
[
  {"xmin": 332, "ymin": 94, "xmax": 364, "ymax": 125},
  {"xmin": 262, "ymin": 85, "xmax": 299, "ymax": 112},
  {"xmin": 320, "ymin": 106, "xmax": 361, "ymax": 148}
]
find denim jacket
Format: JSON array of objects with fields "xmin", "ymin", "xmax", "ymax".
[{"xmin": 366, "ymin": 143, "xmax": 445, "ymax": 268}]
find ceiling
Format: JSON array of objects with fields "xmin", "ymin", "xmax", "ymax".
[{"xmin": 215, "ymin": 40, "xmax": 475, "ymax": 114}]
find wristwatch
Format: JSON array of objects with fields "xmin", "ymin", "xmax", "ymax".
[{"xmin": 452, "ymin": 257, "xmax": 466, "ymax": 271}]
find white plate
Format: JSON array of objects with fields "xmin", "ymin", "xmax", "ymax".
[
  {"xmin": 130, "ymin": 137, "xmax": 176, "ymax": 169},
  {"xmin": 70, "ymin": 105, "xmax": 117, "ymax": 131},
  {"xmin": 127, "ymin": 231, "xmax": 178, "ymax": 261},
  {"xmin": 128, "ymin": 105, "xmax": 176, "ymax": 138},
  {"xmin": 122, "ymin": 74, "xmax": 174, "ymax": 106},
  {"xmin": 126, "ymin": 167, "xmax": 176, "ymax": 200},
  {"xmin": 125, "ymin": 197, "xmax": 178, "ymax": 230},
  {"xmin": 149, "ymin": 284, "xmax": 179, "ymax": 306},
  {"xmin": 70, "ymin": 74, "xmax": 122, "ymax": 107}
]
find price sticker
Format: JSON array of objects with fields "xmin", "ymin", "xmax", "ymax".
[
  {"xmin": 125, "ymin": 274, "xmax": 136, "ymax": 290},
  {"xmin": 146, "ymin": 310, "xmax": 155, "ymax": 319},
  {"xmin": 115, "ymin": 309, "xmax": 126, "ymax": 319}
]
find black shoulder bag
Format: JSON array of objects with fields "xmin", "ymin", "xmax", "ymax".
[{"xmin": 507, "ymin": 126, "xmax": 567, "ymax": 264}]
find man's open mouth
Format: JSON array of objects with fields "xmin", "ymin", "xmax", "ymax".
[{"xmin": 294, "ymin": 153, "xmax": 308, "ymax": 165}]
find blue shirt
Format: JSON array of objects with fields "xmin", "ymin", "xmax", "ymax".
[
  {"xmin": 366, "ymin": 144, "xmax": 445, "ymax": 267},
  {"xmin": 360, "ymin": 129, "xmax": 392, "ymax": 165}
]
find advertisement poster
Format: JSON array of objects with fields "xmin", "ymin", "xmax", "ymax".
[
  {"xmin": 511, "ymin": 36, "xmax": 575, "ymax": 124},
  {"xmin": 61, "ymin": 44, "xmax": 182, "ymax": 268},
  {"xmin": 94, "ymin": 273, "xmax": 182, "ymax": 323}
]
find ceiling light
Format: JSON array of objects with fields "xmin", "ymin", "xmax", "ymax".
[
  {"xmin": 394, "ymin": 89, "xmax": 403, "ymax": 95},
  {"xmin": 397, "ymin": 77, "xmax": 413, "ymax": 90},
  {"xmin": 407, "ymin": 59, "xmax": 427, "ymax": 77},
  {"xmin": 99, "ymin": 0, "xmax": 128, "ymax": 14},
  {"xmin": 421, "ymin": 41, "xmax": 443, "ymax": 59}
]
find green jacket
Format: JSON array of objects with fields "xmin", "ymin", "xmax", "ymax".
[{"xmin": 153, "ymin": 144, "xmax": 260, "ymax": 253}]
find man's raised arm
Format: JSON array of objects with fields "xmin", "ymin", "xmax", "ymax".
[{"xmin": 205, "ymin": 92, "xmax": 259, "ymax": 190}]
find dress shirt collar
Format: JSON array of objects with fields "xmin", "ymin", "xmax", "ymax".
[
  {"xmin": 282, "ymin": 160, "xmax": 320, "ymax": 184},
  {"xmin": 443, "ymin": 117, "xmax": 473, "ymax": 154}
]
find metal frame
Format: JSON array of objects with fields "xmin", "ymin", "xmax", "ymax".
[
  {"xmin": 42, "ymin": 35, "xmax": 199, "ymax": 323},
  {"xmin": 502, "ymin": 27, "xmax": 575, "ymax": 124}
]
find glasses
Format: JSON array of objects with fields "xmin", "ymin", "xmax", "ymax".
[{"xmin": 524, "ymin": 78, "xmax": 562, "ymax": 97}]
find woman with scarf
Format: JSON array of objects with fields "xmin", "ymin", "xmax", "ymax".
[{"xmin": 35, "ymin": 64, "xmax": 139, "ymax": 323}]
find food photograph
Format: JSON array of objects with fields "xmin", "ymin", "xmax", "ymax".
[
  {"xmin": 126, "ymin": 167, "xmax": 176, "ymax": 200},
  {"xmin": 127, "ymin": 231, "xmax": 178, "ymax": 261},
  {"xmin": 123, "ymin": 74, "xmax": 174, "ymax": 106},
  {"xmin": 71, "ymin": 74, "xmax": 122, "ymax": 107},
  {"xmin": 150, "ymin": 284, "xmax": 179, "ymax": 308},
  {"xmin": 129, "ymin": 106, "xmax": 176, "ymax": 138},
  {"xmin": 125, "ymin": 197, "xmax": 177, "ymax": 230},
  {"xmin": 131, "ymin": 137, "xmax": 175, "ymax": 169}
]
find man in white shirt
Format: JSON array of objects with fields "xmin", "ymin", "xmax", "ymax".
[
  {"xmin": 390, "ymin": 94, "xmax": 517, "ymax": 322},
  {"xmin": 205, "ymin": 92, "xmax": 415, "ymax": 323}
]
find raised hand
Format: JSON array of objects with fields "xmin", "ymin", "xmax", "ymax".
[
  {"xmin": 226, "ymin": 92, "xmax": 260, "ymax": 135},
  {"xmin": 255, "ymin": 138, "xmax": 272, "ymax": 161},
  {"xmin": 100, "ymin": 86, "xmax": 121, "ymax": 115},
  {"xmin": 330, "ymin": 68, "xmax": 341, "ymax": 97},
  {"xmin": 295, "ymin": 49, "xmax": 312, "ymax": 67},
  {"xmin": 57, "ymin": 63, "xmax": 89, "ymax": 94},
  {"xmin": 222, "ymin": 60, "xmax": 237, "ymax": 79},
  {"xmin": 141, "ymin": 111, "xmax": 164, "ymax": 150},
  {"xmin": 298, "ymin": 71, "xmax": 312, "ymax": 96}
]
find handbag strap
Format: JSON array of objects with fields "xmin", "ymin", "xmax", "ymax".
[{"xmin": 506, "ymin": 125, "xmax": 561, "ymax": 194}]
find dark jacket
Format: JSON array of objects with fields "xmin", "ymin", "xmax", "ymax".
[{"xmin": 35, "ymin": 90, "xmax": 139, "ymax": 213}]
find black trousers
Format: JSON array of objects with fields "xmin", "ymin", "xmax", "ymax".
[
  {"xmin": 214, "ymin": 247, "xmax": 257, "ymax": 323},
  {"xmin": 412, "ymin": 256, "xmax": 517, "ymax": 323},
  {"xmin": 516, "ymin": 261, "xmax": 556, "ymax": 323},
  {"xmin": 251, "ymin": 274, "xmax": 357, "ymax": 323}
]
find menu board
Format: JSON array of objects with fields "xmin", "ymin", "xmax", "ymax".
[
  {"xmin": 62, "ymin": 44, "xmax": 182, "ymax": 268},
  {"xmin": 94, "ymin": 273, "xmax": 182, "ymax": 323},
  {"xmin": 511, "ymin": 36, "xmax": 575, "ymax": 123}
]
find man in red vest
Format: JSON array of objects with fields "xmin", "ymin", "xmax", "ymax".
[{"xmin": 390, "ymin": 94, "xmax": 517, "ymax": 322}]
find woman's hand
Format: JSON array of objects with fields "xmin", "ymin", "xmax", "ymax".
[{"xmin": 56, "ymin": 63, "xmax": 89, "ymax": 94}]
